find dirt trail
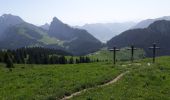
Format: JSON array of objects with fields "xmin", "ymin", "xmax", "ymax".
[{"xmin": 60, "ymin": 71, "xmax": 129, "ymax": 100}]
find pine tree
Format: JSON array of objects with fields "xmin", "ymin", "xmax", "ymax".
[
  {"xmin": 85, "ymin": 56, "xmax": 90, "ymax": 63},
  {"xmin": 69, "ymin": 57, "xmax": 74, "ymax": 64},
  {"xmin": 43, "ymin": 54, "xmax": 49, "ymax": 64},
  {"xmin": 0, "ymin": 51, "xmax": 4, "ymax": 62},
  {"xmin": 96, "ymin": 58, "xmax": 99, "ymax": 62},
  {"xmin": 4, "ymin": 53, "xmax": 14, "ymax": 70},
  {"xmin": 50, "ymin": 56, "xmax": 55, "ymax": 64},
  {"xmin": 60, "ymin": 56, "xmax": 67, "ymax": 64},
  {"xmin": 55, "ymin": 56, "xmax": 59, "ymax": 64},
  {"xmin": 75, "ymin": 58, "xmax": 79, "ymax": 64}
]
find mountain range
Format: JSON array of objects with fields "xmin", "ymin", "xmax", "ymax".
[
  {"xmin": 0, "ymin": 14, "xmax": 102, "ymax": 55},
  {"xmin": 132, "ymin": 16, "xmax": 170, "ymax": 29},
  {"xmin": 76, "ymin": 22, "xmax": 136, "ymax": 42},
  {"xmin": 2, "ymin": 14, "xmax": 170, "ymax": 57}
]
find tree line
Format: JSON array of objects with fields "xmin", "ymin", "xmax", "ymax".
[{"xmin": 0, "ymin": 47, "xmax": 99, "ymax": 68}]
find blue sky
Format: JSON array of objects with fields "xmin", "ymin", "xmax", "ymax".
[{"xmin": 0, "ymin": 0, "xmax": 170, "ymax": 25}]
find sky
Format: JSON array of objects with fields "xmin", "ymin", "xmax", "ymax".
[{"xmin": 0, "ymin": 0, "xmax": 170, "ymax": 25}]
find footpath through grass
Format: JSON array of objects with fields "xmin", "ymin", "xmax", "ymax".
[
  {"xmin": 88, "ymin": 48, "xmax": 145, "ymax": 61},
  {"xmin": 71, "ymin": 57, "xmax": 170, "ymax": 100},
  {"xmin": 0, "ymin": 62, "xmax": 121, "ymax": 100}
]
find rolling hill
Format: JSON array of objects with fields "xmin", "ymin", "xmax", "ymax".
[{"xmin": 107, "ymin": 20, "xmax": 170, "ymax": 57}]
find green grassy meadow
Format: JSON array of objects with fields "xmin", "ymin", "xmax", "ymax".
[
  {"xmin": 71, "ymin": 57, "xmax": 170, "ymax": 100},
  {"xmin": 0, "ymin": 62, "xmax": 120, "ymax": 100},
  {"xmin": 1, "ymin": 55, "xmax": 170, "ymax": 100},
  {"xmin": 88, "ymin": 48, "xmax": 145, "ymax": 61}
]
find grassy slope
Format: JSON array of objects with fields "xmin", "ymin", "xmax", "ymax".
[
  {"xmin": 71, "ymin": 57, "xmax": 170, "ymax": 100},
  {"xmin": 17, "ymin": 24, "xmax": 64, "ymax": 46},
  {"xmin": 88, "ymin": 48, "xmax": 145, "ymax": 61},
  {"xmin": 39, "ymin": 34, "xmax": 64, "ymax": 46},
  {"xmin": 0, "ymin": 63, "xmax": 120, "ymax": 100}
]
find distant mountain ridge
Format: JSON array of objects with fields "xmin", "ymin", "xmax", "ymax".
[
  {"xmin": 76, "ymin": 22, "xmax": 136, "ymax": 42},
  {"xmin": 0, "ymin": 22, "xmax": 56, "ymax": 49},
  {"xmin": 132, "ymin": 16, "xmax": 170, "ymax": 29},
  {"xmin": 107, "ymin": 20, "xmax": 170, "ymax": 56},
  {"xmin": 48, "ymin": 17, "xmax": 102, "ymax": 55},
  {"xmin": 0, "ymin": 14, "xmax": 24, "ymax": 37},
  {"xmin": 40, "ymin": 23, "xmax": 50, "ymax": 30},
  {"xmin": 0, "ymin": 14, "xmax": 102, "ymax": 55}
]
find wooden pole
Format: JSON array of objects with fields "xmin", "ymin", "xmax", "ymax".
[
  {"xmin": 127, "ymin": 45, "xmax": 137, "ymax": 63},
  {"xmin": 109, "ymin": 47, "xmax": 120, "ymax": 65},
  {"xmin": 149, "ymin": 43, "xmax": 160, "ymax": 63}
]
